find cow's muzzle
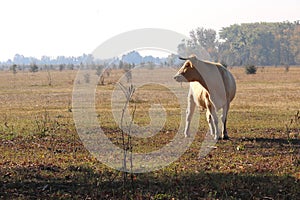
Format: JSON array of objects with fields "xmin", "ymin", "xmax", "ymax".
[{"xmin": 173, "ymin": 74, "xmax": 187, "ymax": 82}]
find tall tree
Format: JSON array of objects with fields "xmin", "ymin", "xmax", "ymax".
[
  {"xmin": 218, "ymin": 21, "xmax": 300, "ymax": 66},
  {"xmin": 178, "ymin": 28, "xmax": 217, "ymax": 60}
]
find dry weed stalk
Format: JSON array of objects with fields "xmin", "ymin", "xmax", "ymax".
[{"xmin": 118, "ymin": 82, "xmax": 136, "ymax": 196}]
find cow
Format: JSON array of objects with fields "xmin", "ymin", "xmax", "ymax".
[{"xmin": 174, "ymin": 55, "xmax": 236, "ymax": 140}]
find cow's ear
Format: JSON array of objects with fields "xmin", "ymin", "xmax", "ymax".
[{"xmin": 186, "ymin": 60, "xmax": 193, "ymax": 68}]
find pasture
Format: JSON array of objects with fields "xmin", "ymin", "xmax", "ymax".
[{"xmin": 0, "ymin": 66, "xmax": 299, "ymax": 199}]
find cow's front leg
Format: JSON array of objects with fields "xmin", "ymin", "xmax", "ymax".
[{"xmin": 184, "ymin": 96, "xmax": 196, "ymax": 137}]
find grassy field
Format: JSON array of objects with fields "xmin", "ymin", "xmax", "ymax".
[{"xmin": 0, "ymin": 66, "xmax": 299, "ymax": 199}]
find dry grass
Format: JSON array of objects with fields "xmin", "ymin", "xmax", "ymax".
[{"xmin": 0, "ymin": 66, "xmax": 299, "ymax": 199}]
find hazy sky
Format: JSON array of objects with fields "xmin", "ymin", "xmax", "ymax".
[{"xmin": 0, "ymin": 0, "xmax": 299, "ymax": 61}]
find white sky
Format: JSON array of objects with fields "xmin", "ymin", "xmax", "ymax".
[{"xmin": 0, "ymin": 0, "xmax": 299, "ymax": 61}]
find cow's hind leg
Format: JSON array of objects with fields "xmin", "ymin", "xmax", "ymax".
[
  {"xmin": 206, "ymin": 108, "xmax": 219, "ymax": 140},
  {"xmin": 221, "ymin": 104, "xmax": 230, "ymax": 140},
  {"xmin": 206, "ymin": 111, "xmax": 214, "ymax": 137}
]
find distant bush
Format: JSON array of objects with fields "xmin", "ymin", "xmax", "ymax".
[
  {"xmin": 10, "ymin": 64, "xmax": 17, "ymax": 74},
  {"xmin": 30, "ymin": 63, "xmax": 39, "ymax": 73},
  {"xmin": 284, "ymin": 64, "xmax": 289, "ymax": 73},
  {"xmin": 245, "ymin": 65, "xmax": 257, "ymax": 74},
  {"xmin": 59, "ymin": 64, "xmax": 65, "ymax": 71},
  {"xmin": 84, "ymin": 73, "xmax": 90, "ymax": 83}
]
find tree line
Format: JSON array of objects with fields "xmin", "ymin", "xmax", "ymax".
[
  {"xmin": 3, "ymin": 21, "xmax": 300, "ymax": 70},
  {"xmin": 178, "ymin": 21, "xmax": 300, "ymax": 66}
]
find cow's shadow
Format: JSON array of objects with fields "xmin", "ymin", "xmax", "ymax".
[
  {"xmin": 238, "ymin": 136, "xmax": 300, "ymax": 146},
  {"xmin": 0, "ymin": 163, "xmax": 299, "ymax": 199}
]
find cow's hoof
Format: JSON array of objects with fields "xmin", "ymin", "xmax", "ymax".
[{"xmin": 222, "ymin": 135, "xmax": 230, "ymax": 140}]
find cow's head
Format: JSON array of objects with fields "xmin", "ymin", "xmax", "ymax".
[
  {"xmin": 173, "ymin": 56, "xmax": 209, "ymax": 92},
  {"xmin": 173, "ymin": 58, "xmax": 199, "ymax": 82}
]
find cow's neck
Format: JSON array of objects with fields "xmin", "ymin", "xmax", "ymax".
[
  {"xmin": 194, "ymin": 69, "xmax": 209, "ymax": 92},
  {"xmin": 193, "ymin": 59, "xmax": 227, "ymax": 110}
]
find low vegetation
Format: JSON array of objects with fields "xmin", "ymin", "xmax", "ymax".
[
  {"xmin": 245, "ymin": 65, "xmax": 257, "ymax": 74},
  {"xmin": 0, "ymin": 66, "xmax": 299, "ymax": 199}
]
